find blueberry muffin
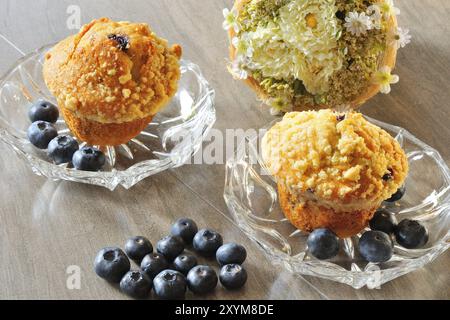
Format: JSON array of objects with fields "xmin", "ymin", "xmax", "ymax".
[
  {"xmin": 225, "ymin": 0, "xmax": 407, "ymax": 113},
  {"xmin": 44, "ymin": 18, "xmax": 182, "ymax": 146},
  {"xmin": 261, "ymin": 110, "xmax": 408, "ymax": 237}
]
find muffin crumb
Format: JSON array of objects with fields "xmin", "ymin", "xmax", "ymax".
[{"xmin": 122, "ymin": 89, "xmax": 131, "ymax": 98}]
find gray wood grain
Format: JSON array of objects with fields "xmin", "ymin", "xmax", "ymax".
[{"xmin": 0, "ymin": 0, "xmax": 448, "ymax": 299}]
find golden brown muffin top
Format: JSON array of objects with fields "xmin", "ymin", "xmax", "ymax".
[
  {"xmin": 43, "ymin": 18, "xmax": 182, "ymax": 123},
  {"xmin": 262, "ymin": 110, "xmax": 408, "ymax": 206}
]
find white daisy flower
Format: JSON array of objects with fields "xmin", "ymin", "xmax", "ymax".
[
  {"xmin": 379, "ymin": 0, "xmax": 400, "ymax": 19},
  {"xmin": 374, "ymin": 66, "xmax": 399, "ymax": 94},
  {"xmin": 232, "ymin": 35, "xmax": 253, "ymax": 59},
  {"xmin": 223, "ymin": 8, "xmax": 240, "ymax": 33},
  {"xmin": 367, "ymin": 5, "xmax": 383, "ymax": 30},
  {"xmin": 392, "ymin": 27, "xmax": 411, "ymax": 49},
  {"xmin": 228, "ymin": 60, "xmax": 248, "ymax": 80},
  {"xmin": 344, "ymin": 11, "xmax": 373, "ymax": 36}
]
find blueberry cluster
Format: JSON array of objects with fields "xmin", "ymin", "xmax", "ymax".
[
  {"xmin": 26, "ymin": 99, "xmax": 105, "ymax": 171},
  {"xmin": 306, "ymin": 187, "xmax": 429, "ymax": 263},
  {"xmin": 94, "ymin": 218, "xmax": 248, "ymax": 299}
]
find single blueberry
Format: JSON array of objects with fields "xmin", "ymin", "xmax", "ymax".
[
  {"xmin": 307, "ymin": 228, "xmax": 340, "ymax": 260},
  {"xmin": 72, "ymin": 146, "xmax": 106, "ymax": 171},
  {"xmin": 358, "ymin": 231, "xmax": 393, "ymax": 263},
  {"xmin": 395, "ymin": 219, "xmax": 429, "ymax": 249},
  {"xmin": 171, "ymin": 218, "xmax": 198, "ymax": 244},
  {"xmin": 216, "ymin": 243, "xmax": 247, "ymax": 266},
  {"xmin": 187, "ymin": 265, "xmax": 218, "ymax": 295},
  {"xmin": 219, "ymin": 264, "xmax": 247, "ymax": 290},
  {"xmin": 124, "ymin": 236, "xmax": 153, "ymax": 263},
  {"xmin": 369, "ymin": 209, "xmax": 397, "ymax": 234},
  {"xmin": 173, "ymin": 253, "xmax": 198, "ymax": 275},
  {"xmin": 28, "ymin": 99, "xmax": 59, "ymax": 123},
  {"xmin": 94, "ymin": 247, "xmax": 130, "ymax": 283},
  {"xmin": 108, "ymin": 34, "xmax": 130, "ymax": 51},
  {"xmin": 27, "ymin": 121, "xmax": 58, "ymax": 149},
  {"xmin": 193, "ymin": 229, "xmax": 223, "ymax": 257},
  {"xmin": 156, "ymin": 235, "xmax": 185, "ymax": 262},
  {"xmin": 119, "ymin": 270, "xmax": 152, "ymax": 299},
  {"xmin": 153, "ymin": 270, "xmax": 187, "ymax": 300},
  {"xmin": 140, "ymin": 253, "xmax": 169, "ymax": 279},
  {"xmin": 47, "ymin": 135, "xmax": 79, "ymax": 164},
  {"xmin": 385, "ymin": 186, "xmax": 406, "ymax": 202}
]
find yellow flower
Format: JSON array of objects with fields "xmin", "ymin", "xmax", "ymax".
[
  {"xmin": 379, "ymin": 0, "xmax": 400, "ymax": 19},
  {"xmin": 374, "ymin": 66, "xmax": 399, "ymax": 94},
  {"xmin": 268, "ymin": 96, "xmax": 291, "ymax": 112}
]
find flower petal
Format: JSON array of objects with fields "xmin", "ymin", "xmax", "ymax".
[
  {"xmin": 380, "ymin": 84, "xmax": 391, "ymax": 94},
  {"xmin": 390, "ymin": 74, "xmax": 399, "ymax": 84}
]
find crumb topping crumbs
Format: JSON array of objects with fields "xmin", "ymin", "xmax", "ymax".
[
  {"xmin": 228, "ymin": 0, "xmax": 396, "ymax": 111},
  {"xmin": 262, "ymin": 110, "xmax": 408, "ymax": 204},
  {"xmin": 44, "ymin": 17, "xmax": 182, "ymax": 124}
]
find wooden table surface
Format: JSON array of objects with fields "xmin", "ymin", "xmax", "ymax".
[{"xmin": 0, "ymin": 0, "xmax": 448, "ymax": 300}]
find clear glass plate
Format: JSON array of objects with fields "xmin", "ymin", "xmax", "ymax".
[
  {"xmin": 224, "ymin": 117, "xmax": 450, "ymax": 289},
  {"xmin": 0, "ymin": 44, "xmax": 216, "ymax": 190}
]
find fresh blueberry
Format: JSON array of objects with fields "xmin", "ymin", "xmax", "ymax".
[
  {"xmin": 369, "ymin": 209, "xmax": 397, "ymax": 234},
  {"xmin": 193, "ymin": 229, "xmax": 223, "ymax": 257},
  {"xmin": 153, "ymin": 270, "xmax": 187, "ymax": 300},
  {"xmin": 358, "ymin": 231, "xmax": 393, "ymax": 263},
  {"xmin": 27, "ymin": 121, "xmax": 58, "ymax": 149},
  {"xmin": 140, "ymin": 253, "xmax": 169, "ymax": 279},
  {"xmin": 124, "ymin": 236, "xmax": 153, "ymax": 263},
  {"xmin": 307, "ymin": 228, "xmax": 340, "ymax": 260},
  {"xmin": 219, "ymin": 264, "xmax": 247, "ymax": 290},
  {"xmin": 171, "ymin": 218, "xmax": 198, "ymax": 244},
  {"xmin": 108, "ymin": 34, "xmax": 130, "ymax": 51},
  {"xmin": 156, "ymin": 236, "xmax": 185, "ymax": 262},
  {"xmin": 216, "ymin": 243, "xmax": 247, "ymax": 266},
  {"xmin": 47, "ymin": 135, "xmax": 79, "ymax": 164},
  {"xmin": 385, "ymin": 186, "xmax": 406, "ymax": 202},
  {"xmin": 395, "ymin": 219, "xmax": 429, "ymax": 249},
  {"xmin": 119, "ymin": 270, "xmax": 152, "ymax": 299},
  {"xmin": 28, "ymin": 99, "xmax": 59, "ymax": 123},
  {"xmin": 173, "ymin": 253, "xmax": 198, "ymax": 275},
  {"xmin": 187, "ymin": 265, "xmax": 218, "ymax": 295},
  {"xmin": 94, "ymin": 247, "xmax": 130, "ymax": 283},
  {"xmin": 72, "ymin": 147, "xmax": 106, "ymax": 171}
]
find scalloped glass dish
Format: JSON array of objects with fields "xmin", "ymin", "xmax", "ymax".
[
  {"xmin": 0, "ymin": 44, "xmax": 216, "ymax": 190},
  {"xmin": 224, "ymin": 117, "xmax": 450, "ymax": 289}
]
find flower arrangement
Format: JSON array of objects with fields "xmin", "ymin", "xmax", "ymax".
[{"xmin": 224, "ymin": 0, "xmax": 410, "ymax": 112}]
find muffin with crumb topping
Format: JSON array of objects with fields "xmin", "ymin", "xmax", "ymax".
[
  {"xmin": 225, "ymin": 0, "xmax": 404, "ymax": 113},
  {"xmin": 262, "ymin": 110, "xmax": 408, "ymax": 237},
  {"xmin": 44, "ymin": 17, "xmax": 182, "ymax": 146}
]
